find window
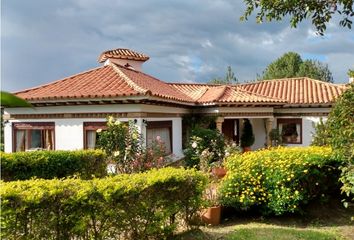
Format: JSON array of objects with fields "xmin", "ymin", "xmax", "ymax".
[
  {"xmin": 146, "ymin": 121, "xmax": 172, "ymax": 154},
  {"xmin": 83, "ymin": 122, "xmax": 107, "ymax": 149},
  {"xmin": 13, "ymin": 122, "xmax": 55, "ymax": 152},
  {"xmin": 277, "ymin": 119, "xmax": 302, "ymax": 144}
]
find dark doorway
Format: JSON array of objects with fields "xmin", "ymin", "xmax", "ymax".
[{"xmin": 222, "ymin": 119, "xmax": 239, "ymax": 144}]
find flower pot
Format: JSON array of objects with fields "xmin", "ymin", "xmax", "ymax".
[
  {"xmin": 211, "ymin": 167, "xmax": 227, "ymax": 179},
  {"xmin": 242, "ymin": 146, "xmax": 251, "ymax": 153},
  {"xmin": 201, "ymin": 206, "xmax": 221, "ymax": 225}
]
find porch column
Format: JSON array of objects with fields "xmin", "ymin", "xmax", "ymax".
[
  {"xmin": 216, "ymin": 117, "xmax": 224, "ymax": 133},
  {"xmin": 265, "ymin": 118, "xmax": 274, "ymax": 147}
]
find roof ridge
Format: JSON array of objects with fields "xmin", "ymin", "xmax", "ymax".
[
  {"xmin": 110, "ymin": 63, "xmax": 150, "ymax": 95},
  {"xmin": 14, "ymin": 66, "xmax": 106, "ymax": 95},
  {"xmin": 168, "ymin": 82, "xmax": 223, "ymax": 86}
]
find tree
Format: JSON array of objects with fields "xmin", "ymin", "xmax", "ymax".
[
  {"xmin": 240, "ymin": 119, "xmax": 255, "ymax": 149},
  {"xmin": 326, "ymin": 84, "xmax": 354, "ymax": 199},
  {"xmin": 261, "ymin": 52, "xmax": 334, "ymax": 82},
  {"xmin": 241, "ymin": 0, "xmax": 354, "ymax": 35},
  {"xmin": 210, "ymin": 66, "xmax": 239, "ymax": 84},
  {"xmin": 298, "ymin": 60, "xmax": 333, "ymax": 83}
]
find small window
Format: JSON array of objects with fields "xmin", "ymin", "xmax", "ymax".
[
  {"xmin": 277, "ymin": 119, "xmax": 302, "ymax": 144},
  {"xmin": 146, "ymin": 121, "xmax": 172, "ymax": 154},
  {"xmin": 83, "ymin": 122, "xmax": 107, "ymax": 149},
  {"xmin": 13, "ymin": 122, "xmax": 55, "ymax": 152}
]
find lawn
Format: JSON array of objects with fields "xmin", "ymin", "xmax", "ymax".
[{"xmin": 175, "ymin": 199, "xmax": 354, "ymax": 240}]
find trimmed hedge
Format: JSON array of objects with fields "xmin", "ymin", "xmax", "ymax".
[
  {"xmin": 0, "ymin": 167, "xmax": 207, "ymax": 240},
  {"xmin": 220, "ymin": 147, "xmax": 342, "ymax": 215},
  {"xmin": 1, "ymin": 150, "xmax": 107, "ymax": 181}
]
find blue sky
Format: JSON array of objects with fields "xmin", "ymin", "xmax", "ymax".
[{"xmin": 1, "ymin": 0, "xmax": 354, "ymax": 92}]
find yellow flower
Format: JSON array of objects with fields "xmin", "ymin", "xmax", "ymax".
[{"xmin": 303, "ymin": 170, "xmax": 308, "ymax": 173}]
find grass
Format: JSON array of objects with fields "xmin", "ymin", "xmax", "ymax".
[{"xmin": 174, "ymin": 198, "xmax": 354, "ymax": 240}]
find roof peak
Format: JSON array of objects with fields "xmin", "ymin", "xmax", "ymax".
[{"xmin": 98, "ymin": 48, "xmax": 150, "ymax": 63}]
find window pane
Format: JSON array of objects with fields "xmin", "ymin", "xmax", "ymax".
[
  {"xmin": 147, "ymin": 128, "xmax": 171, "ymax": 154},
  {"xmin": 86, "ymin": 130, "xmax": 97, "ymax": 149},
  {"xmin": 16, "ymin": 130, "xmax": 26, "ymax": 152},
  {"xmin": 30, "ymin": 130, "xmax": 42, "ymax": 149},
  {"xmin": 281, "ymin": 123, "xmax": 300, "ymax": 143}
]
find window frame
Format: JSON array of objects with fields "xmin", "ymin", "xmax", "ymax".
[
  {"xmin": 146, "ymin": 121, "xmax": 173, "ymax": 154},
  {"xmin": 277, "ymin": 118, "xmax": 302, "ymax": 144},
  {"xmin": 12, "ymin": 122, "xmax": 55, "ymax": 152},
  {"xmin": 83, "ymin": 122, "xmax": 107, "ymax": 149}
]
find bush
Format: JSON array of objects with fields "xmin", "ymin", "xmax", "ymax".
[
  {"xmin": 240, "ymin": 119, "xmax": 255, "ymax": 148},
  {"xmin": 326, "ymin": 83, "xmax": 354, "ymax": 199},
  {"xmin": 0, "ymin": 167, "xmax": 207, "ymax": 240},
  {"xmin": 219, "ymin": 147, "xmax": 341, "ymax": 215},
  {"xmin": 0, "ymin": 150, "xmax": 107, "ymax": 181},
  {"xmin": 184, "ymin": 127, "xmax": 225, "ymax": 168}
]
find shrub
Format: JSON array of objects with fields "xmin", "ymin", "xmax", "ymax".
[
  {"xmin": 326, "ymin": 83, "xmax": 354, "ymax": 199},
  {"xmin": 0, "ymin": 149, "xmax": 107, "ymax": 181},
  {"xmin": 96, "ymin": 117, "xmax": 143, "ymax": 173},
  {"xmin": 219, "ymin": 147, "xmax": 341, "ymax": 215},
  {"xmin": 0, "ymin": 167, "xmax": 207, "ymax": 240},
  {"xmin": 184, "ymin": 127, "xmax": 225, "ymax": 168},
  {"xmin": 240, "ymin": 119, "xmax": 255, "ymax": 148}
]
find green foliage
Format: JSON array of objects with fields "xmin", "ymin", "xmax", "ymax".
[
  {"xmin": 311, "ymin": 118, "xmax": 331, "ymax": 146},
  {"xmin": 241, "ymin": 0, "xmax": 354, "ymax": 35},
  {"xmin": 297, "ymin": 60, "xmax": 333, "ymax": 83},
  {"xmin": 0, "ymin": 167, "xmax": 207, "ymax": 240},
  {"xmin": 240, "ymin": 119, "xmax": 255, "ymax": 148},
  {"xmin": 96, "ymin": 117, "xmax": 143, "ymax": 173},
  {"xmin": 184, "ymin": 127, "xmax": 225, "ymax": 168},
  {"xmin": 219, "ymin": 147, "xmax": 341, "ymax": 215},
  {"xmin": 348, "ymin": 69, "xmax": 354, "ymax": 77},
  {"xmin": 261, "ymin": 52, "xmax": 333, "ymax": 82},
  {"xmin": 0, "ymin": 91, "xmax": 32, "ymax": 107},
  {"xmin": 209, "ymin": 66, "xmax": 239, "ymax": 84},
  {"xmin": 0, "ymin": 150, "xmax": 107, "ymax": 181},
  {"xmin": 326, "ymin": 84, "xmax": 354, "ymax": 198},
  {"xmin": 269, "ymin": 128, "xmax": 281, "ymax": 146}
]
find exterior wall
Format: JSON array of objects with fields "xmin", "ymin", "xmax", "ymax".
[
  {"xmin": 4, "ymin": 116, "xmax": 184, "ymax": 157},
  {"xmin": 250, "ymin": 118, "xmax": 267, "ymax": 150}
]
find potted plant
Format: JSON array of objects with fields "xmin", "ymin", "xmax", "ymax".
[
  {"xmin": 269, "ymin": 128, "xmax": 281, "ymax": 147},
  {"xmin": 210, "ymin": 160, "xmax": 227, "ymax": 179},
  {"xmin": 201, "ymin": 183, "xmax": 221, "ymax": 225},
  {"xmin": 240, "ymin": 119, "xmax": 255, "ymax": 152}
]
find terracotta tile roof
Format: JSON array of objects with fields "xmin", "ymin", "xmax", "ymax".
[
  {"xmin": 115, "ymin": 65, "xmax": 194, "ymax": 102},
  {"xmin": 15, "ymin": 66, "xmax": 140, "ymax": 101},
  {"xmin": 239, "ymin": 77, "xmax": 347, "ymax": 105},
  {"xmin": 98, "ymin": 48, "xmax": 149, "ymax": 63},
  {"xmin": 170, "ymin": 83, "xmax": 285, "ymax": 104}
]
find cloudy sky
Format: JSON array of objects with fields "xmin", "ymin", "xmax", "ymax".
[{"xmin": 2, "ymin": 0, "xmax": 354, "ymax": 92}]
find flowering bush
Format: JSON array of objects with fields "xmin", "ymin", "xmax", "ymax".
[
  {"xmin": 184, "ymin": 127, "xmax": 225, "ymax": 168},
  {"xmin": 97, "ymin": 116, "xmax": 168, "ymax": 173},
  {"xmin": 219, "ymin": 146, "xmax": 341, "ymax": 215}
]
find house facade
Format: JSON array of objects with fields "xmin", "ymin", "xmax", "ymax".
[{"xmin": 3, "ymin": 48, "xmax": 347, "ymax": 157}]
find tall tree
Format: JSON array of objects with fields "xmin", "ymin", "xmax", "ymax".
[
  {"xmin": 261, "ymin": 52, "xmax": 334, "ymax": 82},
  {"xmin": 210, "ymin": 66, "xmax": 239, "ymax": 84},
  {"xmin": 241, "ymin": 0, "xmax": 354, "ymax": 35}
]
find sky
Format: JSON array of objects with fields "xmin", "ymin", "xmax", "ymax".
[{"xmin": 1, "ymin": 0, "xmax": 354, "ymax": 92}]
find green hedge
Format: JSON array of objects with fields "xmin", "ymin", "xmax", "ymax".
[
  {"xmin": 1, "ymin": 150, "xmax": 107, "ymax": 181},
  {"xmin": 0, "ymin": 167, "xmax": 207, "ymax": 240},
  {"xmin": 219, "ymin": 147, "xmax": 342, "ymax": 215}
]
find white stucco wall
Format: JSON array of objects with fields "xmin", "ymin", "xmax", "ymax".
[
  {"xmin": 4, "ymin": 116, "xmax": 184, "ymax": 157},
  {"xmin": 250, "ymin": 118, "xmax": 267, "ymax": 150}
]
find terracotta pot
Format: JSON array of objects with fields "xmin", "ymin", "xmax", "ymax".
[
  {"xmin": 242, "ymin": 146, "xmax": 251, "ymax": 153},
  {"xmin": 211, "ymin": 167, "xmax": 227, "ymax": 179},
  {"xmin": 201, "ymin": 206, "xmax": 221, "ymax": 225}
]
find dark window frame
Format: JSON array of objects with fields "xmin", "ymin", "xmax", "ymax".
[
  {"xmin": 277, "ymin": 118, "xmax": 302, "ymax": 144},
  {"xmin": 12, "ymin": 122, "xmax": 55, "ymax": 152},
  {"xmin": 146, "ymin": 121, "xmax": 173, "ymax": 154}
]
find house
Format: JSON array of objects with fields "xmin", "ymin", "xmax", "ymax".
[{"xmin": 3, "ymin": 48, "xmax": 348, "ymax": 157}]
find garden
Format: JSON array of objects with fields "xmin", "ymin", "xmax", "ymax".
[{"xmin": 1, "ymin": 85, "xmax": 354, "ymax": 239}]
